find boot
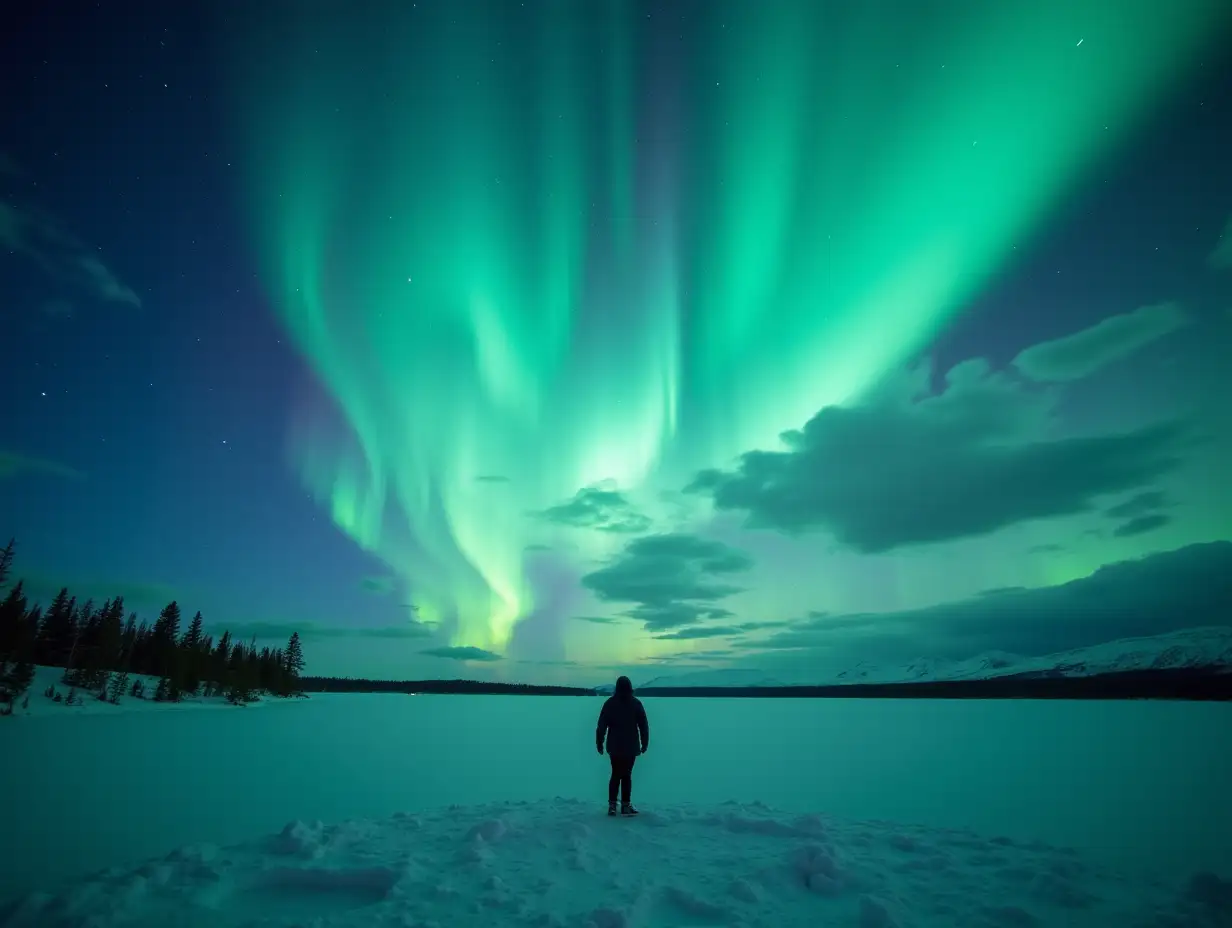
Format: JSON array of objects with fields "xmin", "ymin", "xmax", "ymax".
[
  {"xmin": 608, "ymin": 800, "xmax": 617, "ymax": 816},
  {"xmin": 621, "ymin": 802, "xmax": 639, "ymax": 816}
]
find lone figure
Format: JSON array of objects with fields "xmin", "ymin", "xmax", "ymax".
[{"xmin": 596, "ymin": 675, "xmax": 649, "ymax": 816}]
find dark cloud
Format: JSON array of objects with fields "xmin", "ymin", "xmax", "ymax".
[
  {"xmin": 359, "ymin": 575, "xmax": 397, "ymax": 595},
  {"xmin": 1112, "ymin": 513, "xmax": 1171, "ymax": 538},
  {"xmin": 475, "ymin": 474, "xmax": 510, "ymax": 483},
  {"xmin": 420, "ymin": 645, "xmax": 503, "ymax": 662},
  {"xmin": 1105, "ymin": 490, "xmax": 1169, "ymax": 519},
  {"xmin": 581, "ymin": 533, "xmax": 753, "ymax": 631},
  {"xmin": 689, "ymin": 359, "xmax": 1186, "ymax": 553},
  {"xmin": 652, "ymin": 625, "xmax": 744, "ymax": 640},
  {"xmin": 747, "ymin": 542, "xmax": 1232, "ymax": 670},
  {"xmin": 625, "ymin": 603, "xmax": 734, "ymax": 631},
  {"xmin": 538, "ymin": 486, "xmax": 651, "ymax": 534},
  {"xmin": 579, "ymin": 534, "xmax": 749, "ymax": 630},
  {"xmin": 221, "ymin": 620, "xmax": 434, "ymax": 640},
  {"xmin": 16, "ymin": 572, "xmax": 179, "ymax": 610},
  {"xmin": 0, "ymin": 199, "xmax": 140, "ymax": 308},
  {"xmin": 0, "ymin": 452, "xmax": 83, "ymax": 481},
  {"xmin": 572, "ymin": 615, "xmax": 622, "ymax": 625},
  {"xmin": 1012, "ymin": 302, "xmax": 1188, "ymax": 382}
]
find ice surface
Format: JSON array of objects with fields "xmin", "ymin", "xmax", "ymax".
[{"xmin": 2, "ymin": 672, "xmax": 1230, "ymax": 926}]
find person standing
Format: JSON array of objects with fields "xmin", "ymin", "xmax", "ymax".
[{"xmin": 595, "ymin": 675, "xmax": 649, "ymax": 815}]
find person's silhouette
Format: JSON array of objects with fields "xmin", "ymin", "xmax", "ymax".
[{"xmin": 595, "ymin": 675, "xmax": 649, "ymax": 815}]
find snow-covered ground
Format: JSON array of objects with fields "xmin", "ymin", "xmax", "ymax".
[
  {"xmin": 6, "ymin": 797, "xmax": 1231, "ymax": 928},
  {"xmin": 640, "ymin": 625, "xmax": 1232, "ymax": 689},
  {"xmin": 2, "ymin": 687, "xmax": 1230, "ymax": 927},
  {"xmin": 3, "ymin": 666, "xmax": 289, "ymax": 718}
]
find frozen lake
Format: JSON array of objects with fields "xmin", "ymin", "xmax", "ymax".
[{"xmin": 2, "ymin": 693, "xmax": 1229, "ymax": 907}]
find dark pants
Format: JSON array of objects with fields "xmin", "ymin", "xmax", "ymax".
[{"xmin": 609, "ymin": 754, "xmax": 636, "ymax": 804}]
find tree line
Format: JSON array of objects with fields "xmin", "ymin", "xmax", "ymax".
[
  {"xmin": 299, "ymin": 675, "xmax": 593, "ymax": 696},
  {"xmin": 0, "ymin": 539, "xmax": 306, "ymax": 713}
]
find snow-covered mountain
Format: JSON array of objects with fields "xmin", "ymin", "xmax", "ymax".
[
  {"xmin": 629, "ymin": 626, "xmax": 1232, "ymax": 688},
  {"xmin": 636, "ymin": 668, "xmax": 790, "ymax": 689}
]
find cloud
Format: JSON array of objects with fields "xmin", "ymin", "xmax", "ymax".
[
  {"xmin": 16, "ymin": 573, "xmax": 179, "ymax": 610},
  {"xmin": 221, "ymin": 620, "xmax": 435, "ymax": 640},
  {"xmin": 538, "ymin": 485, "xmax": 651, "ymax": 534},
  {"xmin": 0, "ymin": 199, "xmax": 140, "ymax": 309},
  {"xmin": 748, "ymin": 542, "xmax": 1232, "ymax": 671},
  {"xmin": 359, "ymin": 575, "xmax": 397, "ymax": 595},
  {"xmin": 1105, "ymin": 490, "xmax": 1168, "ymax": 519},
  {"xmin": 1209, "ymin": 216, "xmax": 1232, "ymax": 270},
  {"xmin": 688, "ymin": 358, "xmax": 1186, "ymax": 553},
  {"xmin": 1012, "ymin": 302, "xmax": 1188, "ymax": 382},
  {"xmin": 1112, "ymin": 513, "xmax": 1171, "ymax": 538},
  {"xmin": 420, "ymin": 645, "xmax": 503, "ymax": 662},
  {"xmin": 1028, "ymin": 543, "xmax": 1065, "ymax": 554},
  {"xmin": 475, "ymin": 474, "xmax": 510, "ymax": 483},
  {"xmin": 581, "ymin": 533, "xmax": 753, "ymax": 630},
  {"xmin": 0, "ymin": 452, "xmax": 83, "ymax": 481},
  {"xmin": 572, "ymin": 615, "xmax": 622, "ymax": 625},
  {"xmin": 652, "ymin": 625, "xmax": 744, "ymax": 640}
]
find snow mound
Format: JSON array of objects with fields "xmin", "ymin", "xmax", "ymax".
[{"xmin": 3, "ymin": 798, "xmax": 1227, "ymax": 928}]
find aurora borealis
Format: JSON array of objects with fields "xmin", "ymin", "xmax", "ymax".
[{"xmin": 2, "ymin": 0, "xmax": 1232, "ymax": 683}]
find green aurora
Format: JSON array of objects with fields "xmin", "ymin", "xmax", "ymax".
[{"xmin": 224, "ymin": 0, "xmax": 1231, "ymax": 659}]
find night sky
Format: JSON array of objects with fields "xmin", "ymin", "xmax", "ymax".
[{"xmin": 2, "ymin": 0, "xmax": 1231, "ymax": 684}]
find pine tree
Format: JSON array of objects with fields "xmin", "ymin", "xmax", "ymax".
[
  {"xmin": 283, "ymin": 632, "xmax": 305, "ymax": 695},
  {"xmin": 179, "ymin": 611, "xmax": 205, "ymax": 694},
  {"xmin": 151, "ymin": 601, "xmax": 182, "ymax": 677},
  {"xmin": 38, "ymin": 588, "xmax": 76, "ymax": 666},
  {"xmin": 0, "ymin": 580, "xmax": 28, "ymax": 662},
  {"xmin": 285, "ymin": 632, "xmax": 305, "ymax": 676},
  {"xmin": 107, "ymin": 670, "xmax": 129, "ymax": 704},
  {"xmin": 0, "ymin": 659, "xmax": 35, "ymax": 710},
  {"xmin": 212, "ymin": 630, "xmax": 232, "ymax": 694},
  {"xmin": 0, "ymin": 538, "xmax": 15, "ymax": 589}
]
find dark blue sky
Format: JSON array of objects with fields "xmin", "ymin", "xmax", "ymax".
[{"xmin": 2, "ymin": 0, "xmax": 1230, "ymax": 683}]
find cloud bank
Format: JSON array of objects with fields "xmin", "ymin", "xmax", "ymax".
[
  {"xmin": 582, "ymin": 533, "xmax": 753, "ymax": 630},
  {"xmin": 688, "ymin": 357, "xmax": 1184, "ymax": 552}
]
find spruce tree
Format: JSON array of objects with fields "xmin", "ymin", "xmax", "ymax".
[
  {"xmin": 0, "ymin": 538, "xmax": 15, "ymax": 589},
  {"xmin": 283, "ymin": 632, "xmax": 305, "ymax": 695},
  {"xmin": 180, "ymin": 611, "xmax": 205, "ymax": 694},
  {"xmin": 38, "ymin": 588, "xmax": 76, "ymax": 666},
  {"xmin": 151, "ymin": 601, "xmax": 182, "ymax": 676},
  {"xmin": 107, "ymin": 670, "xmax": 129, "ymax": 704},
  {"xmin": 0, "ymin": 580, "xmax": 28, "ymax": 662}
]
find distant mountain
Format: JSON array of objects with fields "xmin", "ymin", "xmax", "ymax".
[
  {"xmin": 987, "ymin": 626, "xmax": 1232, "ymax": 681},
  {"xmin": 636, "ymin": 668, "xmax": 790, "ymax": 689},
  {"xmin": 634, "ymin": 626, "xmax": 1232, "ymax": 690}
]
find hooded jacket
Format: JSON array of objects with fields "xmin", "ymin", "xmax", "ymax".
[{"xmin": 596, "ymin": 675, "xmax": 649, "ymax": 757}]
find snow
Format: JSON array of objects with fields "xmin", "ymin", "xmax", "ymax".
[
  {"xmin": 7, "ymin": 798, "xmax": 1232, "ymax": 928},
  {"xmin": 638, "ymin": 668, "xmax": 790, "ymax": 689},
  {"xmin": 3, "ymin": 684, "xmax": 1231, "ymax": 927},
  {"xmin": 3, "ymin": 666, "xmax": 288, "ymax": 718}
]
